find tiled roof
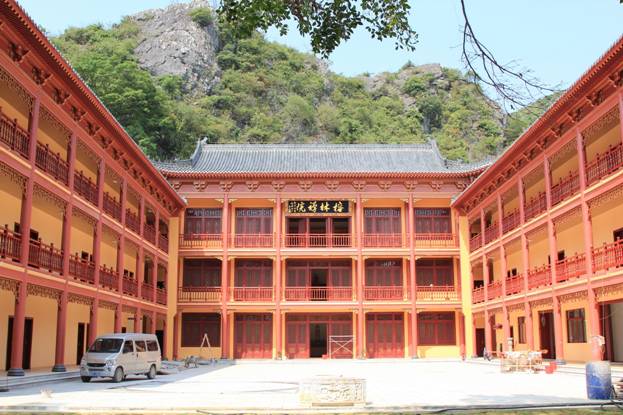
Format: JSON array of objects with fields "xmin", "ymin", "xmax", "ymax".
[{"xmin": 155, "ymin": 140, "xmax": 490, "ymax": 175}]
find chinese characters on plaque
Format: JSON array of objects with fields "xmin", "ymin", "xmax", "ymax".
[{"xmin": 286, "ymin": 200, "xmax": 350, "ymax": 215}]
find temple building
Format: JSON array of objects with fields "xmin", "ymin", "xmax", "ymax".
[{"xmin": 0, "ymin": 0, "xmax": 622, "ymax": 374}]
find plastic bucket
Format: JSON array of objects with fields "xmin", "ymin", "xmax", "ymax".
[{"xmin": 586, "ymin": 361, "xmax": 612, "ymax": 400}]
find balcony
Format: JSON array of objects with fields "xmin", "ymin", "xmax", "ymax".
[
  {"xmin": 524, "ymin": 192, "xmax": 547, "ymax": 221},
  {"xmin": 141, "ymin": 282, "xmax": 154, "ymax": 301},
  {"xmin": 586, "ymin": 143, "xmax": 623, "ymax": 186},
  {"xmin": 143, "ymin": 224, "xmax": 156, "ymax": 245},
  {"xmin": 231, "ymin": 234, "xmax": 273, "ymax": 248},
  {"xmin": 592, "ymin": 239, "xmax": 623, "ymax": 273},
  {"xmin": 362, "ymin": 233, "xmax": 402, "ymax": 248},
  {"xmin": 103, "ymin": 192, "xmax": 121, "ymax": 221},
  {"xmin": 470, "ymin": 233, "xmax": 482, "ymax": 252},
  {"xmin": 284, "ymin": 234, "xmax": 351, "ymax": 248},
  {"xmin": 35, "ymin": 142, "xmax": 68, "ymax": 185},
  {"xmin": 555, "ymin": 253, "xmax": 586, "ymax": 282},
  {"xmin": 484, "ymin": 223, "xmax": 499, "ymax": 245},
  {"xmin": 73, "ymin": 171, "xmax": 98, "ymax": 206},
  {"xmin": 156, "ymin": 288, "xmax": 167, "ymax": 305},
  {"xmin": 505, "ymin": 275, "xmax": 523, "ymax": 296},
  {"xmin": 502, "ymin": 209, "xmax": 520, "ymax": 234},
  {"xmin": 284, "ymin": 287, "xmax": 353, "ymax": 301},
  {"xmin": 551, "ymin": 171, "xmax": 580, "ymax": 206},
  {"xmin": 527, "ymin": 265, "xmax": 551, "ymax": 289},
  {"xmin": 99, "ymin": 265, "xmax": 119, "ymax": 291},
  {"xmin": 28, "ymin": 240, "xmax": 63, "ymax": 274},
  {"xmin": 0, "ymin": 108, "xmax": 29, "ymax": 158},
  {"xmin": 68, "ymin": 254, "xmax": 95, "ymax": 284},
  {"xmin": 179, "ymin": 233, "xmax": 222, "ymax": 249},
  {"xmin": 415, "ymin": 233, "xmax": 456, "ymax": 248},
  {"xmin": 177, "ymin": 286, "xmax": 222, "ymax": 303},
  {"xmin": 125, "ymin": 209, "xmax": 140, "ymax": 234},
  {"xmin": 0, "ymin": 226, "xmax": 21, "ymax": 262},
  {"xmin": 363, "ymin": 286, "xmax": 405, "ymax": 301},
  {"xmin": 486, "ymin": 280, "xmax": 502, "ymax": 300},
  {"xmin": 472, "ymin": 286, "xmax": 485, "ymax": 303},
  {"xmin": 158, "ymin": 234, "xmax": 168, "ymax": 253},
  {"xmin": 122, "ymin": 277, "xmax": 138, "ymax": 296},
  {"xmin": 230, "ymin": 287, "xmax": 273, "ymax": 301},
  {"xmin": 416, "ymin": 285, "xmax": 458, "ymax": 301}
]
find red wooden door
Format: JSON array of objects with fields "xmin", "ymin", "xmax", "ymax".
[
  {"xmin": 366, "ymin": 313, "xmax": 404, "ymax": 358},
  {"xmin": 286, "ymin": 319, "xmax": 308, "ymax": 358},
  {"xmin": 234, "ymin": 314, "xmax": 273, "ymax": 358}
]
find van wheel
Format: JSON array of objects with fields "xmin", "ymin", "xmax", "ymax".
[
  {"xmin": 81, "ymin": 376, "xmax": 91, "ymax": 383},
  {"xmin": 147, "ymin": 365, "xmax": 156, "ymax": 379},
  {"xmin": 112, "ymin": 367, "xmax": 124, "ymax": 383}
]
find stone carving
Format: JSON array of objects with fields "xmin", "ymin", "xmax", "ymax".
[
  {"xmin": 246, "ymin": 181, "xmax": 259, "ymax": 192},
  {"xmin": 430, "ymin": 180, "xmax": 443, "ymax": 191},
  {"xmin": 271, "ymin": 181, "xmax": 285, "ymax": 192},
  {"xmin": 0, "ymin": 277, "xmax": 19, "ymax": 296},
  {"xmin": 403, "ymin": 181, "xmax": 418, "ymax": 191},
  {"xmin": 193, "ymin": 181, "xmax": 207, "ymax": 192},
  {"xmin": 27, "ymin": 284, "xmax": 61, "ymax": 301},
  {"xmin": 9, "ymin": 42, "xmax": 29, "ymax": 62},
  {"xmin": 378, "ymin": 181, "xmax": 392, "ymax": 191},
  {"xmin": 299, "ymin": 376, "xmax": 366, "ymax": 407},
  {"xmin": 53, "ymin": 88, "xmax": 70, "ymax": 105},
  {"xmin": 325, "ymin": 180, "xmax": 339, "ymax": 192},
  {"xmin": 352, "ymin": 180, "xmax": 366, "ymax": 191},
  {"xmin": 298, "ymin": 181, "xmax": 313, "ymax": 192},
  {"xmin": 559, "ymin": 290, "xmax": 587, "ymax": 304},
  {"xmin": 219, "ymin": 181, "xmax": 233, "ymax": 192},
  {"xmin": 68, "ymin": 293, "xmax": 93, "ymax": 306},
  {"xmin": 32, "ymin": 66, "xmax": 51, "ymax": 86},
  {"xmin": 99, "ymin": 300, "xmax": 118, "ymax": 311},
  {"xmin": 596, "ymin": 283, "xmax": 623, "ymax": 302}
]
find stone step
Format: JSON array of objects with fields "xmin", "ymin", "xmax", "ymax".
[{"xmin": 0, "ymin": 370, "xmax": 80, "ymax": 391}]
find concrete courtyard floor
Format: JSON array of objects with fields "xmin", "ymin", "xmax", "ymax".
[{"xmin": 0, "ymin": 359, "xmax": 611, "ymax": 413}]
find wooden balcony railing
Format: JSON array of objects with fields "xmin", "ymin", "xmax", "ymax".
[
  {"xmin": 68, "ymin": 254, "xmax": 95, "ymax": 284},
  {"xmin": 0, "ymin": 226, "xmax": 21, "ymax": 261},
  {"xmin": 232, "ymin": 234, "xmax": 274, "ymax": 248},
  {"xmin": 0, "ymin": 108, "xmax": 29, "ymax": 158},
  {"xmin": 125, "ymin": 209, "xmax": 140, "ymax": 234},
  {"xmin": 73, "ymin": 171, "xmax": 98, "ymax": 206},
  {"xmin": 156, "ymin": 288, "xmax": 167, "ymax": 305},
  {"xmin": 123, "ymin": 277, "xmax": 138, "ymax": 296},
  {"xmin": 177, "ymin": 286, "xmax": 222, "ymax": 303},
  {"xmin": 470, "ymin": 233, "xmax": 482, "ymax": 252},
  {"xmin": 592, "ymin": 239, "xmax": 623, "ymax": 273},
  {"xmin": 505, "ymin": 275, "xmax": 523, "ymax": 296},
  {"xmin": 527, "ymin": 265, "xmax": 552, "ymax": 289},
  {"xmin": 141, "ymin": 283, "xmax": 154, "ymax": 301},
  {"xmin": 502, "ymin": 209, "xmax": 521, "ymax": 234},
  {"xmin": 416, "ymin": 285, "xmax": 458, "ymax": 301},
  {"xmin": 524, "ymin": 191, "xmax": 547, "ymax": 221},
  {"xmin": 143, "ymin": 224, "xmax": 156, "ymax": 244},
  {"xmin": 158, "ymin": 234, "xmax": 168, "ymax": 253},
  {"xmin": 99, "ymin": 265, "xmax": 119, "ymax": 290},
  {"xmin": 284, "ymin": 287, "xmax": 353, "ymax": 301},
  {"xmin": 28, "ymin": 240, "xmax": 63, "ymax": 274},
  {"xmin": 231, "ymin": 287, "xmax": 273, "ymax": 301},
  {"xmin": 555, "ymin": 253, "xmax": 586, "ymax": 282},
  {"xmin": 179, "ymin": 233, "xmax": 222, "ymax": 249},
  {"xmin": 363, "ymin": 286, "xmax": 405, "ymax": 301},
  {"xmin": 103, "ymin": 192, "xmax": 121, "ymax": 221},
  {"xmin": 35, "ymin": 142, "xmax": 68, "ymax": 185},
  {"xmin": 284, "ymin": 233, "xmax": 351, "ymax": 248},
  {"xmin": 486, "ymin": 280, "xmax": 502, "ymax": 300},
  {"xmin": 484, "ymin": 222, "xmax": 499, "ymax": 245},
  {"xmin": 586, "ymin": 143, "xmax": 623, "ymax": 186},
  {"xmin": 362, "ymin": 233, "xmax": 402, "ymax": 248},
  {"xmin": 472, "ymin": 286, "xmax": 485, "ymax": 303},
  {"xmin": 551, "ymin": 171, "xmax": 580, "ymax": 206},
  {"xmin": 415, "ymin": 233, "xmax": 457, "ymax": 248}
]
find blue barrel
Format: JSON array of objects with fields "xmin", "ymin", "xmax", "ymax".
[{"xmin": 586, "ymin": 361, "xmax": 612, "ymax": 400}]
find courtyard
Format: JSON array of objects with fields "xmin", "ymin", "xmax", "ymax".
[{"xmin": 0, "ymin": 359, "xmax": 616, "ymax": 413}]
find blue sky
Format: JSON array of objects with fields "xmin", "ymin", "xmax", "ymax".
[{"xmin": 18, "ymin": 0, "xmax": 623, "ymax": 89}]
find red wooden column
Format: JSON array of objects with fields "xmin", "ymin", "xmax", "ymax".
[
  {"xmin": 458, "ymin": 312, "xmax": 466, "ymax": 359},
  {"xmin": 155, "ymin": 210, "xmax": 160, "ymax": 247},
  {"xmin": 151, "ymin": 310, "xmax": 157, "ymax": 334},
  {"xmin": 619, "ymin": 92, "xmax": 623, "ymax": 146},
  {"xmin": 517, "ymin": 177, "xmax": 534, "ymax": 349},
  {"xmin": 52, "ymin": 291, "xmax": 68, "ymax": 372},
  {"xmin": 274, "ymin": 194, "xmax": 282, "ymax": 359},
  {"xmin": 62, "ymin": 133, "xmax": 77, "ymax": 277},
  {"xmin": 93, "ymin": 159, "xmax": 105, "ymax": 289},
  {"xmin": 152, "ymin": 257, "xmax": 158, "ymax": 303},
  {"xmin": 136, "ymin": 249, "xmax": 144, "ymax": 299},
  {"xmin": 139, "ymin": 196, "xmax": 145, "ymax": 237},
  {"xmin": 89, "ymin": 299, "xmax": 99, "ymax": 345},
  {"xmin": 117, "ymin": 177, "xmax": 127, "ymax": 295},
  {"xmin": 172, "ymin": 313, "xmax": 179, "ymax": 360},
  {"xmin": 471, "ymin": 315, "xmax": 478, "ymax": 358},
  {"xmin": 8, "ymin": 282, "xmax": 27, "ymax": 376},
  {"xmin": 355, "ymin": 194, "xmax": 365, "ymax": 358},
  {"xmin": 114, "ymin": 304, "xmax": 122, "ymax": 333},
  {"xmin": 482, "ymin": 252, "xmax": 492, "ymax": 354},
  {"xmin": 221, "ymin": 194, "xmax": 230, "ymax": 358},
  {"xmin": 160, "ymin": 315, "xmax": 168, "ymax": 359},
  {"xmin": 407, "ymin": 195, "xmax": 418, "ymax": 358}
]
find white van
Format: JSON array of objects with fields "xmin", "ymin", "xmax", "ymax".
[{"xmin": 80, "ymin": 333, "xmax": 161, "ymax": 383}]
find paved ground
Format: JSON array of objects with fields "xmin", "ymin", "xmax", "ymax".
[{"xmin": 0, "ymin": 359, "xmax": 605, "ymax": 412}]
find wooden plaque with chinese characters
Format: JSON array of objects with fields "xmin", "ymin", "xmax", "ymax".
[{"xmin": 286, "ymin": 200, "xmax": 350, "ymax": 216}]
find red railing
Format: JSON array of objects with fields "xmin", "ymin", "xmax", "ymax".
[
  {"xmin": 35, "ymin": 142, "xmax": 68, "ymax": 184},
  {"xmin": 527, "ymin": 265, "xmax": 552, "ymax": 289},
  {"xmin": 550, "ymin": 171, "xmax": 580, "ymax": 206},
  {"xmin": 284, "ymin": 234, "xmax": 351, "ymax": 248},
  {"xmin": 586, "ymin": 143, "xmax": 623, "ymax": 185},
  {"xmin": 363, "ymin": 286, "xmax": 405, "ymax": 301},
  {"xmin": 143, "ymin": 224, "xmax": 156, "ymax": 244},
  {"xmin": 555, "ymin": 253, "xmax": 586, "ymax": 282},
  {"xmin": 177, "ymin": 286, "xmax": 222, "ymax": 302},
  {"xmin": 362, "ymin": 233, "xmax": 402, "ymax": 248},
  {"xmin": 472, "ymin": 286, "xmax": 485, "ymax": 303},
  {"xmin": 502, "ymin": 209, "xmax": 521, "ymax": 234},
  {"xmin": 505, "ymin": 275, "xmax": 523, "ymax": 296},
  {"xmin": 158, "ymin": 234, "xmax": 168, "ymax": 252},
  {"xmin": 284, "ymin": 287, "xmax": 353, "ymax": 301},
  {"xmin": 73, "ymin": 171, "xmax": 98, "ymax": 206},
  {"xmin": 141, "ymin": 283, "xmax": 154, "ymax": 301},
  {"xmin": 592, "ymin": 239, "xmax": 623, "ymax": 273},
  {"xmin": 125, "ymin": 209, "xmax": 140, "ymax": 234},
  {"xmin": 232, "ymin": 234, "xmax": 274, "ymax": 248},
  {"xmin": 103, "ymin": 192, "xmax": 121, "ymax": 221},
  {"xmin": 99, "ymin": 265, "xmax": 119, "ymax": 290},
  {"xmin": 231, "ymin": 287, "xmax": 273, "ymax": 301},
  {"xmin": 28, "ymin": 240, "xmax": 63, "ymax": 274},
  {"xmin": 486, "ymin": 280, "xmax": 502, "ymax": 300},
  {"xmin": 179, "ymin": 233, "xmax": 222, "ymax": 249},
  {"xmin": 0, "ymin": 108, "xmax": 29, "ymax": 158},
  {"xmin": 68, "ymin": 254, "xmax": 95, "ymax": 283},
  {"xmin": 123, "ymin": 277, "xmax": 138, "ymax": 296},
  {"xmin": 0, "ymin": 226, "xmax": 21, "ymax": 261},
  {"xmin": 470, "ymin": 233, "xmax": 482, "ymax": 252},
  {"xmin": 484, "ymin": 223, "xmax": 499, "ymax": 245},
  {"xmin": 414, "ymin": 233, "xmax": 457, "ymax": 248},
  {"xmin": 156, "ymin": 288, "xmax": 167, "ymax": 305},
  {"xmin": 416, "ymin": 285, "xmax": 458, "ymax": 301},
  {"xmin": 524, "ymin": 191, "xmax": 547, "ymax": 221}
]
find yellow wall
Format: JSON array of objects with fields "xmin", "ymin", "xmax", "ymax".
[
  {"xmin": 0, "ymin": 174, "xmax": 23, "ymax": 228},
  {"xmin": 0, "ymin": 289, "xmax": 13, "ymax": 371},
  {"xmin": 103, "ymin": 171, "xmax": 120, "ymax": 199},
  {"xmin": 556, "ymin": 218, "xmax": 585, "ymax": 258},
  {"xmin": 64, "ymin": 302, "xmax": 90, "ymax": 367},
  {"xmin": 591, "ymin": 193, "xmax": 623, "ymax": 246},
  {"xmin": 97, "ymin": 308, "xmax": 115, "ymax": 336},
  {"xmin": 509, "ymin": 308, "xmax": 529, "ymax": 352},
  {"xmin": 100, "ymin": 230, "xmax": 118, "ymax": 269},
  {"xmin": 417, "ymin": 310, "xmax": 462, "ymax": 358},
  {"xmin": 27, "ymin": 295, "xmax": 57, "ymax": 370},
  {"xmin": 505, "ymin": 245, "xmax": 523, "ymax": 275},
  {"xmin": 503, "ymin": 194, "xmax": 519, "ymax": 215},
  {"xmin": 585, "ymin": 123, "xmax": 621, "ymax": 162},
  {"xmin": 524, "ymin": 175, "xmax": 545, "ymax": 202},
  {"xmin": 31, "ymin": 195, "xmax": 63, "ymax": 246},
  {"xmin": 551, "ymin": 154, "xmax": 578, "ymax": 184},
  {"xmin": 0, "ymin": 78, "xmax": 30, "ymax": 129},
  {"xmin": 74, "ymin": 149, "xmax": 97, "ymax": 183},
  {"xmin": 124, "ymin": 244, "xmax": 138, "ymax": 277},
  {"xmin": 527, "ymin": 230, "xmax": 549, "ymax": 268},
  {"xmin": 561, "ymin": 300, "xmax": 590, "ymax": 362},
  {"xmin": 37, "ymin": 112, "xmax": 68, "ymax": 159},
  {"xmin": 70, "ymin": 213, "xmax": 93, "ymax": 257}
]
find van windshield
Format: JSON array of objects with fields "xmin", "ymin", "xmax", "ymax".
[{"xmin": 88, "ymin": 338, "xmax": 123, "ymax": 353}]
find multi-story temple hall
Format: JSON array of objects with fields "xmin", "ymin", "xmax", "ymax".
[{"xmin": 0, "ymin": 0, "xmax": 622, "ymax": 374}]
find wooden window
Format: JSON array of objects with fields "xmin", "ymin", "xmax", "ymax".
[
  {"xmin": 566, "ymin": 308, "xmax": 586, "ymax": 343},
  {"xmin": 181, "ymin": 313, "xmax": 221, "ymax": 347},
  {"xmin": 517, "ymin": 316, "xmax": 526, "ymax": 344},
  {"xmin": 418, "ymin": 312, "xmax": 456, "ymax": 345},
  {"xmin": 285, "ymin": 260, "xmax": 352, "ymax": 287},
  {"xmin": 183, "ymin": 259, "xmax": 221, "ymax": 287},
  {"xmin": 416, "ymin": 259, "xmax": 453, "ymax": 286},
  {"xmin": 234, "ymin": 259, "xmax": 272, "ymax": 287},
  {"xmin": 184, "ymin": 208, "xmax": 221, "ymax": 235},
  {"xmin": 364, "ymin": 208, "xmax": 401, "ymax": 234},
  {"xmin": 365, "ymin": 259, "xmax": 402, "ymax": 286},
  {"xmin": 414, "ymin": 208, "xmax": 451, "ymax": 234},
  {"xmin": 235, "ymin": 208, "xmax": 273, "ymax": 234}
]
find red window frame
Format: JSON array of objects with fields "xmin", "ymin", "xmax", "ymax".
[
  {"xmin": 416, "ymin": 258, "xmax": 454, "ymax": 286},
  {"xmin": 181, "ymin": 313, "xmax": 221, "ymax": 347},
  {"xmin": 566, "ymin": 308, "xmax": 586, "ymax": 343},
  {"xmin": 183, "ymin": 258, "xmax": 221, "ymax": 287},
  {"xmin": 184, "ymin": 208, "xmax": 222, "ymax": 235},
  {"xmin": 366, "ymin": 313, "xmax": 404, "ymax": 358},
  {"xmin": 417, "ymin": 312, "xmax": 456, "ymax": 345},
  {"xmin": 414, "ymin": 208, "xmax": 451, "ymax": 234},
  {"xmin": 235, "ymin": 208, "xmax": 273, "ymax": 234},
  {"xmin": 365, "ymin": 259, "xmax": 402, "ymax": 286},
  {"xmin": 285, "ymin": 260, "xmax": 352, "ymax": 287},
  {"xmin": 234, "ymin": 259, "xmax": 273, "ymax": 287},
  {"xmin": 364, "ymin": 208, "xmax": 401, "ymax": 234},
  {"xmin": 517, "ymin": 316, "xmax": 526, "ymax": 344}
]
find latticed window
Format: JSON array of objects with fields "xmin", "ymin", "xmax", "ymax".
[
  {"xmin": 416, "ymin": 258, "xmax": 454, "ymax": 286},
  {"xmin": 414, "ymin": 208, "xmax": 451, "ymax": 233},
  {"xmin": 418, "ymin": 312, "xmax": 456, "ymax": 345},
  {"xmin": 234, "ymin": 259, "xmax": 273, "ymax": 287},
  {"xmin": 183, "ymin": 259, "xmax": 221, "ymax": 286},
  {"xmin": 517, "ymin": 316, "xmax": 526, "ymax": 344},
  {"xmin": 364, "ymin": 208, "xmax": 401, "ymax": 234},
  {"xmin": 184, "ymin": 208, "xmax": 221, "ymax": 235},
  {"xmin": 285, "ymin": 260, "xmax": 351, "ymax": 287},
  {"xmin": 181, "ymin": 313, "xmax": 220, "ymax": 347},
  {"xmin": 365, "ymin": 259, "xmax": 402, "ymax": 286},
  {"xmin": 235, "ymin": 208, "xmax": 273, "ymax": 234},
  {"xmin": 566, "ymin": 308, "xmax": 586, "ymax": 343}
]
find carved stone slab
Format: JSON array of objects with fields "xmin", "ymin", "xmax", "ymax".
[{"xmin": 299, "ymin": 376, "xmax": 366, "ymax": 407}]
